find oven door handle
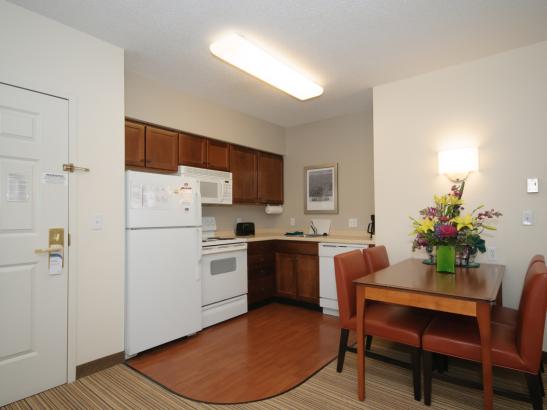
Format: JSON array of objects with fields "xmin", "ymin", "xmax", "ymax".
[{"xmin": 202, "ymin": 245, "xmax": 247, "ymax": 255}]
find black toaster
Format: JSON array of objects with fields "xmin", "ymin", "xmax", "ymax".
[{"xmin": 236, "ymin": 222, "xmax": 255, "ymax": 236}]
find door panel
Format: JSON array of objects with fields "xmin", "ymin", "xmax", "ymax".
[
  {"xmin": 0, "ymin": 84, "xmax": 68, "ymax": 406},
  {"xmin": 125, "ymin": 121, "xmax": 145, "ymax": 167},
  {"xmin": 258, "ymin": 152, "xmax": 283, "ymax": 204},
  {"xmin": 296, "ymin": 255, "xmax": 319, "ymax": 303},
  {"xmin": 275, "ymin": 253, "xmax": 296, "ymax": 298},
  {"xmin": 206, "ymin": 140, "xmax": 230, "ymax": 171},
  {"xmin": 230, "ymin": 145, "xmax": 257, "ymax": 203},
  {"xmin": 145, "ymin": 126, "xmax": 178, "ymax": 171},
  {"xmin": 179, "ymin": 132, "xmax": 207, "ymax": 167}
]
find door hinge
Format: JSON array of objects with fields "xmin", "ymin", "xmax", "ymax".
[
  {"xmin": 63, "ymin": 163, "xmax": 90, "ymax": 173},
  {"xmin": 68, "ymin": 233, "xmax": 71, "ymax": 247}
]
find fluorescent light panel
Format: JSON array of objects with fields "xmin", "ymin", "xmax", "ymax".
[{"xmin": 210, "ymin": 33, "xmax": 323, "ymax": 101}]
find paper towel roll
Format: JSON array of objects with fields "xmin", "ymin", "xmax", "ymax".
[{"xmin": 265, "ymin": 205, "xmax": 284, "ymax": 214}]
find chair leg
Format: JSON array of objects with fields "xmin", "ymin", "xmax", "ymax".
[
  {"xmin": 525, "ymin": 373, "xmax": 543, "ymax": 410},
  {"xmin": 423, "ymin": 351, "xmax": 433, "ymax": 406},
  {"xmin": 336, "ymin": 328, "xmax": 349, "ymax": 373},
  {"xmin": 410, "ymin": 348, "xmax": 422, "ymax": 401},
  {"xmin": 366, "ymin": 335, "xmax": 373, "ymax": 351},
  {"xmin": 538, "ymin": 370, "xmax": 545, "ymax": 397}
]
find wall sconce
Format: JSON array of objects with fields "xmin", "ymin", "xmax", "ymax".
[{"xmin": 438, "ymin": 147, "xmax": 479, "ymax": 183}]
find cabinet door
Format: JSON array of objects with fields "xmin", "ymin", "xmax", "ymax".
[
  {"xmin": 258, "ymin": 152, "xmax": 283, "ymax": 204},
  {"xmin": 296, "ymin": 254, "xmax": 319, "ymax": 304},
  {"xmin": 206, "ymin": 140, "xmax": 230, "ymax": 171},
  {"xmin": 275, "ymin": 253, "xmax": 297, "ymax": 299},
  {"xmin": 145, "ymin": 126, "xmax": 179, "ymax": 171},
  {"xmin": 125, "ymin": 121, "xmax": 145, "ymax": 167},
  {"xmin": 230, "ymin": 145, "xmax": 258, "ymax": 203},
  {"xmin": 179, "ymin": 132, "xmax": 207, "ymax": 168}
]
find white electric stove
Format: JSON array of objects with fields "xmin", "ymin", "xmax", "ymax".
[{"xmin": 201, "ymin": 217, "xmax": 248, "ymax": 328}]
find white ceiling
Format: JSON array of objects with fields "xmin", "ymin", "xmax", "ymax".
[{"xmin": 9, "ymin": 0, "xmax": 547, "ymax": 127}]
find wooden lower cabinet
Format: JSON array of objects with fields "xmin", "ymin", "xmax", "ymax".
[
  {"xmin": 275, "ymin": 253, "xmax": 298, "ymax": 299},
  {"xmin": 247, "ymin": 241, "xmax": 276, "ymax": 306},
  {"xmin": 274, "ymin": 241, "xmax": 319, "ymax": 304},
  {"xmin": 295, "ymin": 254, "xmax": 319, "ymax": 304}
]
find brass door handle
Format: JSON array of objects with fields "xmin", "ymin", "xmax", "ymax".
[
  {"xmin": 35, "ymin": 245, "xmax": 63, "ymax": 254},
  {"xmin": 63, "ymin": 163, "xmax": 90, "ymax": 173}
]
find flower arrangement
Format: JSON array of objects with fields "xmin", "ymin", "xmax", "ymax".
[{"xmin": 411, "ymin": 182, "xmax": 502, "ymax": 263}]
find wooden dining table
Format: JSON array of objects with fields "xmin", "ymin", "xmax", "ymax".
[{"xmin": 354, "ymin": 258, "xmax": 505, "ymax": 410}]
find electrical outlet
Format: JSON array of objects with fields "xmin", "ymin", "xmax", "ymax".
[
  {"xmin": 487, "ymin": 246, "xmax": 497, "ymax": 262},
  {"xmin": 348, "ymin": 218, "xmax": 358, "ymax": 228},
  {"xmin": 235, "ymin": 217, "xmax": 242, "ymax": 223},
  {"xmin": 289, "ymin": 217, "xmax": 295, "ymax": 226}
]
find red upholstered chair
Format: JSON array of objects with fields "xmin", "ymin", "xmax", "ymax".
[
  {"xmin": 363, "ymin": 245, "xmax": 390, "ymax": 273},
  {"xmin": 492, "ymin": 255, "xmax": 545, "ymax": 326},
  {"xmin": 334, "ymin": 249, "xmax": 433, "ymax": 401},
  {"xmin": 422, "ymin": 261, "xmax": 547, "ymax": 409}
]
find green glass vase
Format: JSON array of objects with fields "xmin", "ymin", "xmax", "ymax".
[{"xmin": 436, "ymin": 245, "xmax": 456, "ymax": 273}]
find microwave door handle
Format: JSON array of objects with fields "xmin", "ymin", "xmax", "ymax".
[{"xmin": 219, "ymin": 181, "xmax": 225, "ymax": 202}]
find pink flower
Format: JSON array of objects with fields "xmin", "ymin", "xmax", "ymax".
[{"xmin": 436, "ymin": 224, "xmax": 457, "ymax": 239}]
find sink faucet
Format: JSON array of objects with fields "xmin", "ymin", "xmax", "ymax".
[{"xmin": 310, "ymin": 221, "xmax": 318, "ymax": 235}]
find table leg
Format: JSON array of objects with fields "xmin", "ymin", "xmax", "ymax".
[
  {"xmin": 495, "ymin": 283, "xmax": 503, "ymax": 306},
  {"xmin": 476, "ymin": 302, "xmax": 493, "ymax": 410},
  {"xmin": 356, "ymin": 286, "xmax": 366, "ymax": 400}
]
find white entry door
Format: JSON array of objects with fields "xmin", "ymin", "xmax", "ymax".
[{"xmin": 0, "ymin": 83, "xmax": 69, "ymax": 406}]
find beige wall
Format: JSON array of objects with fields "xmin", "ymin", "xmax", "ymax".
[
  {"xmin": 283, "ymin": 111, "xmax": 375, "ymax": 234},
  {"xmin": 374, "ymin": 40, "xmax": 547, "ymax": 348},
  {"xmin": 0, "ymin": 1, "xmax": 125, "ymax": 365},
  {"xmin": 125, "ymin": 71, "xmax": 285, "ymax": 155}
]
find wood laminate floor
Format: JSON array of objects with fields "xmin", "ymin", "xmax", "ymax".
[{"xmin": 127, "ymin": 303, "xmax": 341, "ymax": 404}]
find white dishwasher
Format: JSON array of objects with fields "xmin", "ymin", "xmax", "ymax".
[{"xmin": 319, "ymin": 243, "xmax": 369, "ymax": 316}]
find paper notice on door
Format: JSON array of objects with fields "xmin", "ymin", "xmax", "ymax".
[
  {"xmin": 142, "ymin": 184, "xmax": 169, "ymax": 209},
  {"xmin": 130, "ymin": 184, "xmax": 143, "ymax": 209},
  {"xmin": 179, "ymin": 185, "xmax": 193, "ymax": 203},
  {"xmin": 7, "ymin": 173, "xmax": 30, "ymax": 202},
  {"xmin": 41, "ymin": 172, "xmax": 67, "ymax": 185},
  {"xmin": 49, "ymin": 251, "xmax": 63, "ymax": 275}
]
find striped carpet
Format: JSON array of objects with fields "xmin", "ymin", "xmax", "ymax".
[{"xmin": 3, "ymin": 343, "xmax": 542, "ymax": 409}]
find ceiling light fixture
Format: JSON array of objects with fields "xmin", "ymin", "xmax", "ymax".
[{"xmin": 210, "ymin": 33, "xmax": 323, "ymax": 101}]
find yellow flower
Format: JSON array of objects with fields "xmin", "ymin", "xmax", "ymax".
[
  {"xmin": 416, "ymin": 218, "xmax": 435, "ymax": 233},
  {"xmin": 446, "ymin": 195, "xmax": 464, "ymax": 206},
  {"xmin": 453, "ymin": 214, "xmax": 474, "ymax": 231},
  {"xmin": 434, "ymin": 195, "xmax": 447, "ymax": 206}
]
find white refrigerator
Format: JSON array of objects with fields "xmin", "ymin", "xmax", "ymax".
[{"xmin": 125, "ymin": 171, "xmax": 202, "ymax": 357}]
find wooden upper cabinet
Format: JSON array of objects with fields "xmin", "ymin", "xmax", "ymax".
[
  {"xmin": 230, "ymin": 145, "xmax": 258, "ymax": 203},
  {"xmin": 145, "ymin": 126, "xmax": 179, "ymax": 171},
  {"xmin": 258, "ymin": 152, "xmax": 284, "ymax": 204},
  {"xmin": 206, "ymin": 140, "xmax": 230, "ymax": 171},
  {"xmin": 125, "ymin": 121, "xmax": 145, "ymax": 167},
  {"xmin": 179, "ymin": 132, "xmax": 207, "ymax": 168}
]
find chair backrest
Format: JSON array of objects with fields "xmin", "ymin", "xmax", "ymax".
[
  {"xmin": 334, "ymin": 250, "xmax": 370, "ymax": 329},
  {"xmin": 363, "ymin": 245, "xmax": 390, "ymax": 273},
  {"xmin": 518, "ymin": 254, "xmax": 545, "ymax": 312},
  {"xmin": 516, "ymin": 260, "xmax": 547, "ymax": 372}
]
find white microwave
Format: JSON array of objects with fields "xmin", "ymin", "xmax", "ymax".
[{"xmin": 179, "ymin": 166, "xmax": 232, "ymax": 205}]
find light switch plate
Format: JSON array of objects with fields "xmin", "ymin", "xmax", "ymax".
[
  {"xmin": 527, "ymin": 178, "xmax": 539, "ymax": 193},
  {"xmin": 235, "ymin": 217, "xmax": 242, "ymax": 223},
  {"xmin": 91, "ymin": 214, "xmax": 103, "ymax": 230},
  {"xmin": 289, "ymin": 217, "xmax": 295, "ymax": 226},
  {"xmin": 348, "ymin": 218, "xmax": 358, "ymax": 228},
  {"xmin": 522, "ymin": 210, "xmax": 534, "ymax": 226}
]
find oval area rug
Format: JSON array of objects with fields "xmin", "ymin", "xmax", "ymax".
[{"xmin": 126, "ymin": 303, "xmax": 342, "ymax": 404}]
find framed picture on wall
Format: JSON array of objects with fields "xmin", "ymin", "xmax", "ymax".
[{"xmin": 304, "ymin": 163, "xmax": 338, "ymax": 214}]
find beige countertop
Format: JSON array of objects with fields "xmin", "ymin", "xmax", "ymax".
[{"xmin": 234, "ymin": 232, "xmax": 375, "ymax": 245}]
